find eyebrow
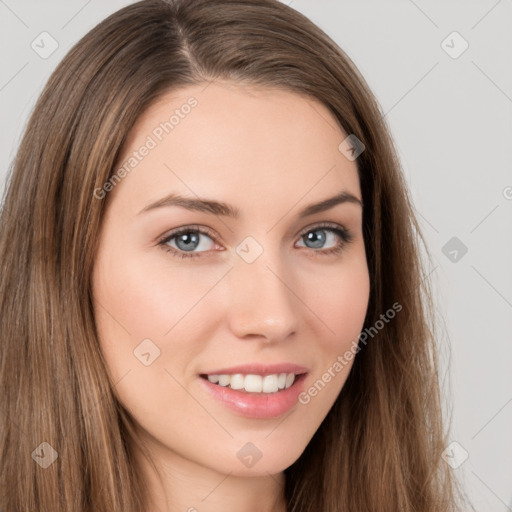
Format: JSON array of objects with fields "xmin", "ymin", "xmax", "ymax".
[{"xmin": 138, "ymin": 190, "xmax": 362, "ymax": 219}]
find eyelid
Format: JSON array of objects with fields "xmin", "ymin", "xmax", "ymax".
[
  {"xmin": 296, "ymin": 221, "xmax": 348, "ymax": 238},
  {"xmin": 157, "ymin": 221, "xmax": 349, "ymax": 242},
  {"xmin": 157, "ymin": 221, "xmax": 353, "ymax": 259},
  {"xmin": 157, "ymin": 224, "xmax": 217, "ymax": 244}
]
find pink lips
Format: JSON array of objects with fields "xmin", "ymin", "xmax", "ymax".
[
  {"xmin": 198, "ymin": 363, "xmax": 309, "ymax": 419},
  {"xmin": 202, "ymin": 363, "xmax": 309, "ymax": 376}
]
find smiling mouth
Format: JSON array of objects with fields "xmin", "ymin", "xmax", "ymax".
[{"xmin": 200, "ymin": 372, "xmax": 307, "ymax": 394}]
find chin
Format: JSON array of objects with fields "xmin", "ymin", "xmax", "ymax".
[{"xmin": 214, "ymin": 437, "xmax": 308, "ymax": 477}]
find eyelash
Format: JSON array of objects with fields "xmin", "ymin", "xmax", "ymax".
[{"xmin": 157, "ymin": 222, "xmax": 354, "ymax": 260}]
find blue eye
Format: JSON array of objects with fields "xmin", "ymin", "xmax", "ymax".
[
  {"xmin": 158, "ymin": 226, "xmax": 216, "ymax": 259},
  {"xmin": 297, "ymin": 226, "xmax": 352, "ymax": 252},
  {"xmin": 157, "ymin": 223, "xmax": 353, "ymax": 260}
]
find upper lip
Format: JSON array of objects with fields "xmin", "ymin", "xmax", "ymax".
[{"xmin": 201, "ymin": 363, "xmax": 309, "ymax": 376}]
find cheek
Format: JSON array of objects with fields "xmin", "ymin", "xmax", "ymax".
[
  {"xmin": 328, "ymin": 270, "xmax": 370, "ymax": 344},
  {"xmin": 294, "ymin": 260, "xmax": 369, "ymax": 432},
  {"xmin": 91, "ymin": 251, "xmax": 216, "ymax": 433},
  {"xmin": 92, "ymin": 248, "xmax": 231, "ymax": 385},
  {"xmin": 93, "ymin": 249, "xmax": 225, "ymax": 340},
  {"xmin": 304, "ymin": 253, "xmax": 370, "ymax": 350}
]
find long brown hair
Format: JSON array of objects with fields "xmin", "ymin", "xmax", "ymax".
[{"xmin": 0, "ymin": 0, "xmax": 467, "ymax": 510}]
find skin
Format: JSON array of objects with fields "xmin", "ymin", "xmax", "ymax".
[{"xmin": 91, "ymin": 81, "xmax": 370, "ymax": 512}]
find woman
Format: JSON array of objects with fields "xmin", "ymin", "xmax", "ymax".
[{"xmin": 0, "ymin": 0, "xmax": 466, "ymax": 510}]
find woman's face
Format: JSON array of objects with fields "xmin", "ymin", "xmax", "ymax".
[{"xmin": 92, "ymin": 81, "xmax": 370, "ymax": 477}]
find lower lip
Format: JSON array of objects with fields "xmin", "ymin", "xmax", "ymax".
[{"xmin": 199, "ymin": 374, "xmax": 308, "ymax": 419}]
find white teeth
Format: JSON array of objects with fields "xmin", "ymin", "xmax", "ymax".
[
  {"xmin": 244, "ymin": 375, "xmax": 262, "ymax": 392},
  {"xmin": 206, "ymin": 372, "xmax": 298, "ymax": 393},
  {"xmin": 263, "ymin": 375, "xmax": 280, "ymax": 393},
  {"xmin": 229, "ymin": 373, "xmax": 245, "ymax": 390},
  {"xmin": 262, "ymin": 374, "xmax": 279, "ymax": 393},
  {"xmin": 285, "ymin": 373, "xmax": 295, "ymax": 389},
  {"xmin": 218, "ymin": 374, "xmax": 231, "ymax": 386}
]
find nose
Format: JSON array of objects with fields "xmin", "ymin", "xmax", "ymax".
[{"xmin": 227, "ymin": 252, "xmax": 299, "ymax": 343}]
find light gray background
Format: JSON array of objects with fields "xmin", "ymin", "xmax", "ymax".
[{"xmin": 1, "ymin": 1, "xmax": 511, "ymax": 510}]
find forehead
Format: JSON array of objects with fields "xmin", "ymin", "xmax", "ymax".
[{"xmin": 109, "ymin": 81, "xmax": 361, "ymax": 214}]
